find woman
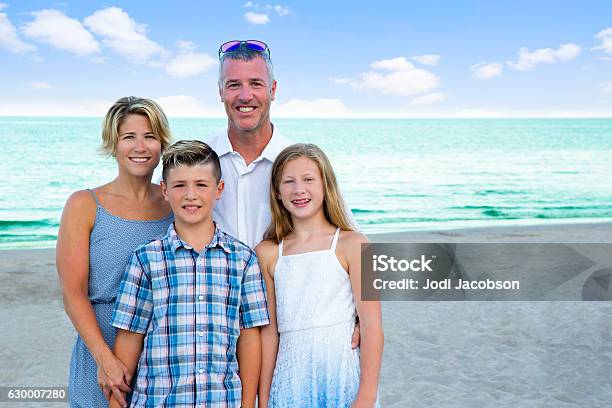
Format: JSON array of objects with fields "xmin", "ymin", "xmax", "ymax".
[{"xmin": 56, "ymin": 97, "xmax": 173, "ymax": 407}]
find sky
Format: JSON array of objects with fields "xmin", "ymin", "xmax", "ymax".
[{"xmin": 0, "ymin": 1, "xmax": 611, "ymax": 118}]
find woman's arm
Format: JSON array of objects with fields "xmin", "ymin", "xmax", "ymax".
[
  {"xmin": 56, "ymin": 191, "xmax": 131, "ymax": 397},
  {"xmin": 344, "ymin": 232, "xmax": 384, "ymax": 408},
  {"xmin": 255, "ymin": 241, "xmax": 280, "ymax": 408}
]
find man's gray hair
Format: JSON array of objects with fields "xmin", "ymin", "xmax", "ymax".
[{"xmin": 218, "ymin": 45, "xmax": 275, "ymax": 89}]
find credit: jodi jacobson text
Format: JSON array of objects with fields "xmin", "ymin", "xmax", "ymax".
[{"xmin": 373, "ymin": 278, "xmax": 520, "ymax": 290}]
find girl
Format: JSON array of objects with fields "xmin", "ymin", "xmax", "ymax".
[
  {"xmin": 56, "ymin": 97, "xmax": 173, "ymax": 407},
  {"xmin": 257, "ymin": 143, "xmax": 383, "ymax": 408}
]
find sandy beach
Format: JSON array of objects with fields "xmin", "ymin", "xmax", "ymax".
[{"xmin": 1, "ymin": 221, "xmax": 611, "ymax": 407}]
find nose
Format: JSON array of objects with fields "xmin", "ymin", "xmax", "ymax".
[
  {"xmin": 185, "ymin": 184, "xmax": 196, "ymax": 199},
  {"xmin": 238, "ymin": 85, "xmax": 253, "ymax": 101},
  {"xmin": 134, "ymin": 136, "xmax": 146, "ymax": 151}
]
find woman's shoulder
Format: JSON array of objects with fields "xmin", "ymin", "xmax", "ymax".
[{"xmin": 64, "ymin": 189, "xmax": 97, "ymax": 213}]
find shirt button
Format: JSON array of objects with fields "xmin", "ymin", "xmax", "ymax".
[
  {"xmin": 197, "ymin": 331, "xmax": 204, "ymax": 337},
  {"xmin": 198, "ymin": 368, "xmax": 204, "ymax": 374},
  {"xmin": 198, "ymin": 295, "xmax": 204, "ymax": 301}
]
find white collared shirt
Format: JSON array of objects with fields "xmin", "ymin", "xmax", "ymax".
[{"xmin": 205, "ymin": 128, "xmax": 292, "ymax": 248}]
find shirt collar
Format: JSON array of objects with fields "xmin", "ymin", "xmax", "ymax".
[
  {"xmin": 165, "ymin": 222, "xmax": 232, "ymax": 254},
  {"xmin": 215, "ymin": 123, "xmax": 286, "ymax": 163}
]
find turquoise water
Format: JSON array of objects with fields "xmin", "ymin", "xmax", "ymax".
[{"xmin": 1, "ymin": 117, "xmax": 612, "ymax": 249}]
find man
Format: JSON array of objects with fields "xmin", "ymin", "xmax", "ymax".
[
  {"xmin": 206, "ymin": 40, "xmax": 360, "ymax": 348},
  {"xmin": 206, "ymin": 40, "xmax": 290, "ymax": 249}
]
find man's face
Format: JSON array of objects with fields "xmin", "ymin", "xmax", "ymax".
[{"xmin": 219, "ymin": 56, "xmax": 277, "ymax": 133}]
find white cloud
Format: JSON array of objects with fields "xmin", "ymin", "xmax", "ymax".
[
  {"xmin": 0, "ymin": 13, "xmax": 36, "ymax": 53},
  {"xmin": 274, "ymin": 98, "xmax": 352, "ymax": 118},
  {"xmin": 0, "ymin": 3, "xmax": 7, "ymax": 11},
  {"xmin": 84, "ymin": 7, "xmax": 165, "ymax": 63},
  {"xmin": 329, "ymin": 76, "xmax": 352, "ymax": 85},
  {"xmin": 601, "ymin": 81, "xmax": 612, "ymax": 94},
  {"xmin": 274, "ymin": 5, "xmax": 290, "ymax": 16},
  {"xmin": 31, "ymin": 81, "xmax": 51, "ymax": 89},
  {"xmin": 244, "ymin": 11, "xmax": 270, "ymax": 24},
  {"xmin": 333, "ymin": 56, "xmax": 441, "ymax": 96},
  {"xmin": 244, "ymin": 1, "xmax": 256, "ymax": 7},
  {"xmin": 22, "ymin": 9, "xmax": 99, "ymax": 56},
  {"xmin": 351, "ymin": 57, "xmax": 440, "ymax": 96},
  {"xmin": 594, "ymin": 28, "xmax": 612, "ymax": 55},
  {"xmin": 409, "ymin": 92, "xmax": 447, "ymax": 106},
  {"xmin": 165, "ymin": 52, "xmax": 217, "ymax": 78},
  {"xmin": 155, "ymin": 95, "xmax": 222, "ymax": 117},
  {"xmin": 471, "ymin": 61, "xmax": 502, "ymax": 79},
  {"xmin": 506, "ymin": 43, "xmax": 580, "ymax": 71},
  {"xmin": 411, "ymin": 54, "xmax": 440, "ymax": 66},
  {"xmin": 371, "ymin": 56, "xmax": 414, "ymax": 71}
]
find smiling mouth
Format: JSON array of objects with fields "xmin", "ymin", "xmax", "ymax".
[
  {"xmin": 183, "ymin": 205, "xmax": 202, "ymax": 213},
  {"xmin": 237, "ymin": 106, "xmax": 256, "ymax": 113},
  {"xmin": 129, "ymin": 157, "xmax": 151, "ymax": 163},
  {"xmin": 291, "ymin": 198, "xmax": 311, "ymax": 207}
]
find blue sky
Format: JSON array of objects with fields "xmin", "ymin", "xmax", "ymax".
[{"xmin": 0, "ymin": 1, "xmax": 611, "ymax": 118}]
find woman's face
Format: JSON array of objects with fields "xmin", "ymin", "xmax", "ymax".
[{"xmin": 115, "ymin": 114, "xmax": 161, "ymax": 178}]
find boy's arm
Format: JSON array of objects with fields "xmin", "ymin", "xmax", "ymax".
[{"xmin": 237, "ymin": 327, "xmax": 262, "ymax": 408}]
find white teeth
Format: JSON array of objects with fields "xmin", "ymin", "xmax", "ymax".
[
  {"xmin": 238, "ymin": 107, "xmax": 255, "ymax": 112},
  {"xmin": 292, "ymin": 199, "xmax": 310, "ymax": 204},
  {"xmin": 130, "ymin": 157, "xmax": 149, "ymax": 162}
]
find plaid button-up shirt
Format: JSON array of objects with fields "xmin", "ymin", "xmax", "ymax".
[{"xmin": 111, "ymin": 223, "xmax": 270, "ymax": 407}]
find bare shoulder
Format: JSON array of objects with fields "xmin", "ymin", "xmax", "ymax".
[
  {"xmin": 62, "ymin": 190, "xmax": 97, "ymax": 221},
  {"xmin": 254, "ymin": 239, "xmax": 279, "ymax": 261},
  {"xmin": 254, "ymin": 239, "xmax": 279, "ymax": 276},
  {"xmin": 336, "ymin": 230, "xmax": 368, "ymax": 271},
  {"xmin": 338, "ymin": 230, "xmax": 369, "ymax": 252}
]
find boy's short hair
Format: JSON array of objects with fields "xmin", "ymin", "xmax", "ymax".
[{"xmin": 162, "ymin": 140, "xmax": 222, "ymax": 183}]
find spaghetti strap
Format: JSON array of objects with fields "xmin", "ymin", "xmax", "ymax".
[
  {"xmin": 278, "ymin": 240, "xmax": 284, "ymax": 258},
  {"xmin": 330, "ymin": 228, "xmax": 341, "ymax": 251},
  {"xmin": 87, "ymin": 188, "xmax": 101, "ymax": 207}
]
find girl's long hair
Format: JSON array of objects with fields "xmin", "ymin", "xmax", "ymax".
[{"xmin": 264, "ymin": 143, "xmax": 354, "ymax": 243}]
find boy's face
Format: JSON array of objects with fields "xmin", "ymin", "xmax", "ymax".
[{"xmin": 161, "ymin": 163, "xmax": 224, "ymax": 227}]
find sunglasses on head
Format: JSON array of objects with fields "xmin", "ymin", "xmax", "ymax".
[{"xmin": 218, "ymin": 40, "xmax": 270, "ymax": 58}]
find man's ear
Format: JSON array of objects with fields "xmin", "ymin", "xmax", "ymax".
[{"xmin": 270, "ymin": 79, "xmax": 277, "ymax": 101}]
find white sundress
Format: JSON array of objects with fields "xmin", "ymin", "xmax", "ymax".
[{"xmin": 269, "ymin": 228, "xmax": 379, "ymax": 408}]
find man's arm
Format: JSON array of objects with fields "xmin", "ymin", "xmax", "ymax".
[
  {"xmin": 109, "ymin": 329, "xmax": 144, "ymax": 408},
  {"xmin": 237, "ymin": 327, "xmax": 262, "ymax": 408}
]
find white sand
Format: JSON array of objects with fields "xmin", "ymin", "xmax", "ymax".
[{"xmin": 1, "ymin": 222, "xmax": 611, "ymax": 407}]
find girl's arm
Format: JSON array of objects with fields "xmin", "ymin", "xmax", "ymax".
[
  {"xmin": 255, "ymin": 241, "xmax": 280, "ymax": 408},
  {"xmin": 344, "ymin": 232, "xmax": 384, "ymax": 407},
  {"xmin": 56, "ymin": 191, "xmax": 131, "ymax": 398}
]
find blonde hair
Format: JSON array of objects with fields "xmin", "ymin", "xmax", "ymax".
[
  {"xmin": 162, "ymin": 140, "xmax": 221, "ymax": 183},
  {"xmin": 264, "ymin": 143, "xmax": 354, "ymax": 243},
  {"xmin": 101, "ymin": 96, "xmax": 172, "ymax": 156}
]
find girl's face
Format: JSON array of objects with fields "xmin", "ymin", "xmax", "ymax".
[
  {"xmin": 115, "ymin": 114, "xmax": 161, "ymax": 177},
  {"xmin": 278, "ymin": 156, "xmax": 325, "ymax": 221}
]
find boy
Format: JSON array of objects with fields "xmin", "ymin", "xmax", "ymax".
[{"xmin": 109, "ymin": 140, "xmax": 270, "ymax": 408}]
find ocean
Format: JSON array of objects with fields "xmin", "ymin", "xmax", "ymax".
[{"xmin": 1, "ymin": 117, "xmax": 611, "ymax": 249}]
